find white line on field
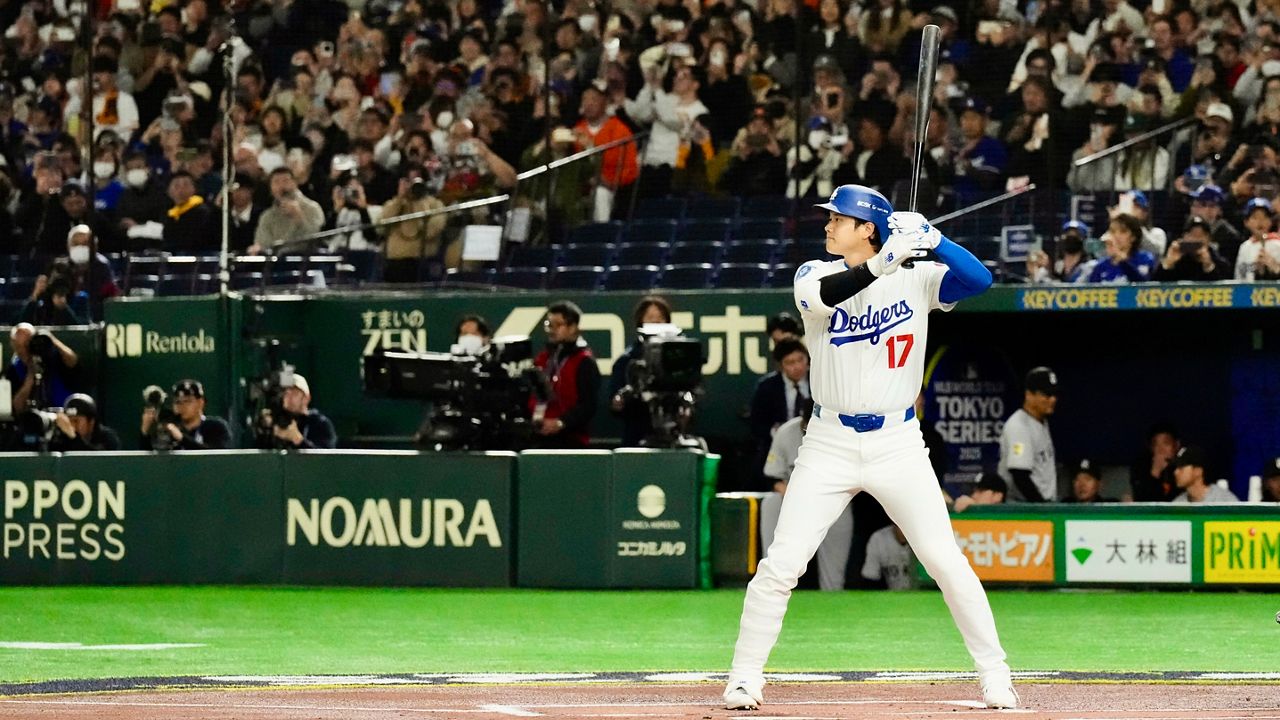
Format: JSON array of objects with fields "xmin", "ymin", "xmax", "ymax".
[
  {"xmin": 0, "ymin": 642, "xmax": 204, "ymax": 651},
  {"xmin": 478, "ymin": 704, "xmax": 543, "ymax": 717},
  {"xmin": 0, "ymin": 699, "xmax": 483, "ymax": 714}
]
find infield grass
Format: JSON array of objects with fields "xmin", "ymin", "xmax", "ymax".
[{"xmin": 1, "ymin": 587, "xmax": 1276, "ymax": 683}]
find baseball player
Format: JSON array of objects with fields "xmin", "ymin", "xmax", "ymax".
[{"xmin": 723, "ymin": 184, "xmax": 1017, "ymax": 711}]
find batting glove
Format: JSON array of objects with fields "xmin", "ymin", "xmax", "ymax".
[
  {"xmin": 888, "ymin": 211, "xmax": 942, "ymax": 249},
  {"xmin": 866, "ymin": 233, "xmax": 930, "ymax": 276}
]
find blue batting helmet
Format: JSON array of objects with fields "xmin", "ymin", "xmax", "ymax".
[{"xmin": 813, "ymin": 184, "xmax": 894, "ymax": 244}]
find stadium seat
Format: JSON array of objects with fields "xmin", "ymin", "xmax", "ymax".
[
  {"xmin": 613, "ymin": 241, "xmax": 667, "ymax": 267},
  {"xmin": 6, "ymin": 276, "xmax": 34, "ymax": 301},
  {"xmin": 716, "ymin": 263, "xmax": 772, "ymax": 289},
  {"xmin": 158, "ymin": 273, "xmax": 195, "ymax": 296},
  {"xmin": 684, "ymin": 195, "xmax": 741, "ymax": 220},
  {"xmin": 230, "ymin": 272, "xmax": 264, "ymax": 292},
  {"xmin": 567, "ymin": 221, "xmax": 623, "ymax": 245},
  {"xmin": 622, "ymin": 218, "xmax": 679, "ymax": 244},
  {"xmin": 126, "ymin": 274, "xmax": 160, "ymax": 297},
  {"xmin": 549, "ymin": 265, "xmax": 605, "ymax": 291},
  {"xmin": 769, "ymin": 264, "xmax": 797, "ymax": 287},
  {"xmin": 668, "ymin": 241, "xmax": 722, "ymax": 265},
  {"xmin": 558, "ymin": 243, "xmax": 615, "ymax": 267},
  {"xmin": 734, "ymin": 219, "xmax": 787, "ymax": 241},
  {"xmin": 604, "ymin": 265, "xmax": 660, "ymax": 291},
  {"xmin": 343, "ymin": 249, "xmax": 383, "ymax": 282},
  {"xmin": 632, "ymin": 196, "xmax": 687, "ymax": 220},
  {"xmin": 14, "ymin": 255, "xmax": 47, "ymax": 278},
  {"xmin": 970, "ymin": 237, "xmax": 1003, "ymax": 263},
  {"xmin": 795, "ymin": 238, "xmax": 831, "ymax": 262},
  {"xmin": 508, "ymin": 244, "xmax": 557, "ymax": 269},
  {"xmin": 444, "ymin": 268, "xmax": 497, "ymax": 286},
  {"xmin": 660, "ymin": 263, "xmax": 716, "ymax": 289},
  {"xmin": 739, "ymin": 195, "xmax": 793, "ymax": 219},
  {"xmin": 679, "ymin": 218, "xmax": 732, "ymax": 243},
  {"xmin": 269, "ymin": 270, "xmax": 303, "ymax": 287},
  {"xmin": 498, "ymin": 267, "xmax": 548, "ymax": 289},
  {"xmin": 126, "ymin": 256, "xmax": 165, "ymax": 286},
  {"xmin": 723, "ymin": 240, "xmax": 780, "ymax": 265},
  {"xmin": 308, "ymin": 256, "xmax": 342, "ymax": 282},
  {"xmin": 193, "ymin": 273, "xmax": 219, "ymax": 294},
  {"xmin": 794, "ymin": 217, "xmax": 827, "ymax": 241}
]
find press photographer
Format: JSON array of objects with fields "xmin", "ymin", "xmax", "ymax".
[
  {"xmin": 48, "ymin": 394, "xmax": 121, "ymax": 452},
  {"xmin": 140, "ymin": 379, "xmax": 231, "ymax": 451},
  {"xmin": 5, "ymin": 323, "xmax": 79, "ymax": 412},
  {"xmin": 255, "ymin": 373, "xmax": 336, "ymax": 450},
  {"xmin": 610, "ymin": 320, "xmax": 704, "ymax": 450}
]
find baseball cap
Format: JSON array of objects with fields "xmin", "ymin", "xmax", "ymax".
[
  {"xmin": 290, "ymin": 373, "xmax": 311, "ymax": 397},
  {"xmin": 1190, "ymin": 184, "xmax": 1225, "ymax": 205},
  {"xmin": 1263, "ymin": 457, "xmax": 1280, "ymax": 479},
  {"xmin": 1025, "ymin": 366, "xmax": 1058, "ymax": 395},
  {"xmin": 812, "ymin": 54, "xmax": 841, "ymax": 73},
  {"xmin": 975, "ymin": 473, "xmax": 1007, "ymax": 495},
  {"xmin": 60, "ymin": 180, "xmax": 88, "ymax": 198},
  {"xmin": 1184, "ymin": 214, "xmax": 1212, "ymax": 233},
  {"xmin": 1205, "ymin": 102, "xmax": 1234, "ymax": 125},
  {"xmin": 1074, "ymin": 458, "xmax": 1101, "ymax": 481},
  {"xmin": 960, "ymin": 96, "xmax": 989, "ymax": 115},
  {"xmin": 1130, "ymin": 190, "xmax": 1150, "ymax": 210},
  {"xmin": 1061, "ymin": 219, "xmax": 1089, "ymax": 236},
  {"xmin": 67, "ymin": 223, "xmax": 92, "ymax": 242},
  {"xmin": 1244, "ymin": 197, "xmax": 1274, "ymax": 217},
  {"xmin": 63, "ymin": 393, "xmax": 97, "ymax": 419},
  {"xmin": 931, "ymin": 5, "xmax": 959, "ymax": 24},
  {"xmin": 1172, "ymin": 445, "xmax": 1207, "ymax": 469},
  {"xmin": 172, "ymin": 379, "xmax": 205, "ymax": 399}
]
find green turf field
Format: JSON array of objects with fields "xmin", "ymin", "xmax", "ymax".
[{"xmin": 1, "ymin": 587, "xmax": 1276, "ymax": 683}]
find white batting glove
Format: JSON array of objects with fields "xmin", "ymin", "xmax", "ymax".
[
  {"xmin": 888, "ymin": 211, "xmax": 942, "ymax": 249},
  {"xmin": 865, "ymin": 233, "xmax": 930, "ymax": 276}
]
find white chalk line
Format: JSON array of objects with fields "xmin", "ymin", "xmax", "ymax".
[
  {"xmin": 0, "ymin": 642, "xmax": 204, "ymax": 651},
  {"xmin": 478, "ymin": 705, "xmax": 543, "ymax": 717}
]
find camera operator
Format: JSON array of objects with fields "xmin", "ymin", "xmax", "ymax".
[
  {"xmin": 454, "ymin": 314, "xmax": 493, "ymax": 355},
  {"xmin": 531, "ymin": 300, "xmax": 601, "ymax": 448},
  {"xmin": 610, "ymin": 296, "xmax": 672, "ymax": 447},
  {"xmin": 140, "ymin": 379, "xmax": 230, "ymax": 450},
  {"xmin": 262, "ymin": 374, "xmax": 336, "ymax": 450},
  {"xmin": 5, "ymin": 323, "xmax": 79, "ymax": 411},
  {"xmin": 48, "ymin": 394, "xmax": 121, "ymax": 452},
  {"xmin": 26, "ymin": 224, "xmax": 121, "ymax": 323}
]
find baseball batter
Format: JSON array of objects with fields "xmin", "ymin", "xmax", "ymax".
[{"xmin": 723, "ymin": 184, "xmax": 1017, "ymax": 711}]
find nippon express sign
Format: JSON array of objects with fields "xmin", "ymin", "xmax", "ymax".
[{"xmin": 1065, "ymin": 520, "xmax": 1191, "ymax": 584}]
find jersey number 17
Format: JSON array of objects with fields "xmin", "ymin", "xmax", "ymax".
[{"xmin": 886, "ymin": 334, "xmax": 914, "ymax": 369}]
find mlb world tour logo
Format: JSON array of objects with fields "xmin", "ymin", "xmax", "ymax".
[
  {"xmin": 106, "ymin": 323, "xmax": 216, "ymax": 358},
  {"xmin": 3, "ymin": 480, "xmax": 126, "ymax": 561},
  {"xmin": 286, "ymin": 496, "xmax": 502, "ymax": 549}
]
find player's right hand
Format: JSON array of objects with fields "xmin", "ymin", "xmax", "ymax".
[{"xmin": 866, "ymin": 234, "xmax": 930, "ymax": 276}]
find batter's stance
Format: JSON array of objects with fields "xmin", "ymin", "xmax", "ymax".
[{"xmin": 724, "ymin": 184, "xmax": 1017, "ymax": 711}]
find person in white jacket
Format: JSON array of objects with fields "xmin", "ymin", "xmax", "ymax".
[
  {"xmin": 64, "ymin": 55, "xmax": 138, "ymax": 142},
  {"xmin": 625, "ymin": 63, "xmax": 709, "ymax": 197}
]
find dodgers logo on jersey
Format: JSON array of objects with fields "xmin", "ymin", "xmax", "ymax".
[{"xmin": 827, "ymin": 301, "xmax": 914, "ymax": 346}]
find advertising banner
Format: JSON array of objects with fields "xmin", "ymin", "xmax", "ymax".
[
  {"xmin": 1064, "ymin": 520, "xmax": 1192, "ymax": 583},
  {"xmin": 1203, "ymin": 521, "xmax": 1280, "ymax": 584},
  {"xmin": 922, "ymin": 346, "xmax": 1018, "ymax": 488},
  {"xmin": 950, "ymin": 519, "xmax": 1054, "ymax": 583}
]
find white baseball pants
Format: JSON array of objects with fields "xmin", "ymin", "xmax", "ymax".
[
  {"xmin": 759, "ymin": 491, "xmax": 852, "ymax": 591},
  {"xmin": 729, "ymin": 411, "xmax": 1010, "ymax": 690}
]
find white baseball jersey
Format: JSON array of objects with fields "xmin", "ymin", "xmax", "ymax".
[{"xmin": 793, "ymin": 259, "xmax": 952, "ymax": 416}]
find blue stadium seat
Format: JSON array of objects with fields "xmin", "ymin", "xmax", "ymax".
[
  {"xmin": 604, "ymin": 265, "xmax": 660, "ymax": 291},
  {"xmin": 795, "ymin": 238, "xmax": 831, "ymax": 262},
  {"xmin": 127, "ymin": 274, "xmax": 161, "ymax": 297},
  {"xmin": 567, "ymin": 221, "xmax": 623, "ymax": 245},
  {"xmin": 230, "ymin": 272, "xmax": 264, "ymax": 292},
  {"xmin": 193, "ymin": 274, "xmax": 219, "ymax": 294},
  {"xmin": 633, "ymin": 196, "xmax": 687, "ymax": 220},
  {"xmin": 660, "ymin": 263, "xmax": 716, "ymax": 290},
  {"xmin": 739, "ymin": 195, "xmax": 793, "ymax": 219},
  {"xmin": 444, "ymin": 268, "xmax": 497, "ymax": 287},
  {"xmin": 269, "ymin": 270, "xmax": 303, "ymax": 287},
  {"xmin": 769, "ymin": 264, "xmax": 797, "ymax": 287},
  {"xmin": 6, "ymin": 276, "xmax": 34, "ymax": 300},
  {"xmin": 679, "ymin": 218, "xmax": 732, "ymax": 243},
  {"xmin": 735, "ymin": 219, "xmax": 787, "ymax": 241},
  {"xmin": 723, "ymin": 240, "xmax": 780, "ymax": 265},
  {"xmin": 549, "ymin": 265, "xmax": 605, "ymax": 291},
  {"xmin": 558, "ymin": 243, "xmax": 615, "ymax": 267},
  {"xmin": 498, "ymin": 267, "xmax": 548, "ymax": 289},
  {"xmin": 508, "ymin": 245, "xmax": 557, "ymax": 269},
  {"xmin": 308, "ymin": 256, "xmax": 342, "ymax": 282},
  {"xmin": 684, "ymin": 195, "xmax": 741, "ymax": 220},
  {"xmin": 613, "ymin": 242, "xmax": 667, "ymax": 267},
  {"xmin": 14, "ymin": 255, "xmax": 47, "ymax": 278},
  {"xmin": 126, "ymin": 256, "xmax": 165, "ymax": 287},
  {"xmin": 794, "ymin": 217, "xmax": 827, "ymax": 241},
  {"xmin": 343, "ymin": 249, "xmax": 383, "ymax": 282},
  {"xmin": 622, "ymin": 218, "xmax": 679, "ymax": 244},
  {"xmin": 668, "ymin": 241, "xmax": 722, "ymax": 265},
  {"xmin": 158, "ymin": 273, "xmax": 194, "ymax": 296},
  {"xmin": 717, "ymin": 263, "xmax": 772, "ymax": 289}
]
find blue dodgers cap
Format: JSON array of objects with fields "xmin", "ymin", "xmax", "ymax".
[
  {"xmin": 960, "ymin": 96, "xmax": 989, "ymax": 115},
  {"xmin": 813, "ymin": 184, "xmax": 894, "ymax": 243},
  {"xmin": 1061, "ymin": 219, "xmax": 1089, "ymax": 236},
  {"xmin": 1244, "ymin": 196, "xmax": 1275, "ymax": 217},
  {"xmin": 1130, "ymin": 190, "xmax": 1150, "ymax": 209},
  {"xmin": 1190, "ymin": 184, "xmax": 1225, "ymax": 204}
]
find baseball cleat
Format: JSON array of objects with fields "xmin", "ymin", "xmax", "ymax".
[
  {"xmin": 723, "ymin": 684, "xmax": 763, "ymax": 710},
  {"xmin": 982, "ymin": 682, "xmax": 1020, "ymax": 709}
]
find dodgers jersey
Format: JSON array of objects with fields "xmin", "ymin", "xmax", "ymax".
[{"xmin": 794, "ymin": 259, "xmax": 952, "ymax": 416}]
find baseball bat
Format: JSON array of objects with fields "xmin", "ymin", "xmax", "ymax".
[{"xmin": 909, "ymin": 24, "xmax": 941, "ymax": 213}]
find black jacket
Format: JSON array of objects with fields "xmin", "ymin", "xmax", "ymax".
[
  {"xmin": 161, "ymin": 203, "xmax": 220, "ymax": 254},
  {"xmin": 50, "ymin": 424, "xmax": 122, "ymax": 451},
  {"xmin": 259, "ymin": 409, "xmax": 338, "ymax": 450},
  {"xmin": 141, "ymin": 415, "xmax": 232, "ymax": 450}
]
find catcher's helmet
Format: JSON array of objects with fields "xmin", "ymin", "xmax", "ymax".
[{"xmin": 814, "ymin": 184, "xmax": 894, "ymax": 245}]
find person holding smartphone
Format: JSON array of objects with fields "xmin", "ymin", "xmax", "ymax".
[
  {"xmin": 1088, "ymin": 212, "xmax": 1157, "ymax": 283},
  {"xmin": 1154, "ymin": 215, "xmax": 1229, "ymax": 281},
  {"xmin": 1233, "ymin": 197, "xmax": 1280, "ymax": 280}
]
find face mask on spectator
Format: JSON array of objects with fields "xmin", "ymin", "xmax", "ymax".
[
  {"xmin": 69, "ymin": 244, "xmax": 90, "ymax": 264},
  {"xmin": 93, "ymin": 161, "xmax": 115, "ymax": 179},
  {"xmin": 258, "ymin": 149, "xmax": 285, "ymax": 174},
  {"xmin": 125, "ymin": 168, "xmax": 149, "ymax": 188}
]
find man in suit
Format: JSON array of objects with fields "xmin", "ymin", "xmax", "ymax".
[{"xmin": 748, "ymin": 337, "xmax": 810, "ymax": 490}]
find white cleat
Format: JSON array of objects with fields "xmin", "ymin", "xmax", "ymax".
[
  {"xmin": 982, "ymin": 681, "xmax": 1020, "ymax": 709},
  {"xmin": 723, "ymin": 684, "xmax": 763, "ymax": 710}
]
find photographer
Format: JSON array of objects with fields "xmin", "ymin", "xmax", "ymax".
[
  {"xmin": 454, "ymin": 314, "xmax": 492, "ymax": 355},
  {"xmin": 531, "ymin": 301, "xmax": 601, "ymax": 449},
  {"xmin": 140, "ymin": 379, "xmax": 231, "ymax": 451},
  {"xmin": 48, "ymin": 394, "xmax": 121, "ymax": 452},
  {"xmin": 251, "ymin": 167, "xmax": 325, "ymax": 255},
  {"xmin": 262, "ymin": 374, "xmax": 336, "ymax": 450},
  {"xmin": 5, "ymin": 323, "xmax": 79, "ymax": 411},
  {"xmin": 720, "ymin": 107, "xmax": 787, "ymax": 197},
  {"xmin": 610, "ymin": 296, "xmax": 673, "ymax": 447},
  {"xmin": 381, "ymin": 166, "xmax": 447, "ymax": 283},
  {"xmin": 1154, "ymin": 215, "xmax": 1229, "ymax": 282},
  {"xmin": 326, "ymin": 166, "xmax": 373, "ymax": 252}
]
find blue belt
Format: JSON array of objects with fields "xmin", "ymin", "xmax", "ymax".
[{"xmin": 813, "ymin": 404, "xmax": 915, "ymax": 433}]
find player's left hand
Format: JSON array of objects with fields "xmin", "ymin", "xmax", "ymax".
[{"xmin": 888, "ymin": 211, "xmax": 942, "ymax": 248}]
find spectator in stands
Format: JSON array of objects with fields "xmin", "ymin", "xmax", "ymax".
[
  {"xmin": 380, "ymin": 168, "xmax": 448, "ymax": 283},
  {"xmin": 252, "ymin": 167, "xmax": 325, "ymax": 255},
  {"xmin": 999, "ymin": 367, "xmax": 1059, "ymax": 502},
  {"xmin": 1115, "ymin": 110, "xmax": 1170, "ymax": 191},
  {"xmin": 186, "ymin": 141, "xmax": 223, "ymax": 203},
  {"xmin": 56, "ymin": 180, "xmax": 122, "ymax": 255},
  {"xmin": 1004, "ymin": 76, "xmax": 1072, "ymax": 191},
  {"xmin": 1189, "ymin": 185, "xmax": 1243, "ymax": 265},
  {"xmin": 227, "ymin": 179, "xmax": 264, "ymax": 254},
  {"xmin": 162, "ymin": 170, "xmax": 218, "ymax": 254},
  {"xmin": 574, "ymin": 85, "xmax": 638, "ymax": 221},
  {"xmin": 1234, "ymin": 197, "xmax": 1280, "ymax": 281},
  {"xmin": 5, "ymin": 323, "xmax": 79, "ymax": 411},
  {"xmin": 749, "ymin": 337, "xmax": 810, "ymax": 488},
  {"xmin": 1262, "ymin": 458, "xmax": 1280, "ymax": 503},
  {"xmin": 1130, "ymin": 423, "xmax": 1180, "ymax": 502},
  {"xmin": 29, "ymin": 224, "xmax": 119, "ymax": 323},
  {"xmin": 326, "ymin": 169, "xmax": 373, "ymax": 252},
  {"xmin": 66, "ymin": 55, "xmax": 139, "ymax": 142},
  {"xmin": 1034, "ymin": 220, "xmax": 1095, "ymax": 284},
  {"xmin": 858, "ymin": 0, "xmax": 913, "ymax": 55},
  {"xmin": 1155, "ymin": 215, "xmax": 1229, "ymax": 281},
  {"xmin": 531, "ymin": 300, "xmax": 601, "ymax": 449},
  {"xmin": 1170, "ymin": 446, "xmax": 1239, "ymax": 503},
  {"xmin": 610, "ymin": 296, "xmax": 673, "ymax": 447},
  {"xmin": 48, "ymin": 393, "xmax": 121, "ymax": 452},
  {"xmin": 20, "ymin": 274, "xmax": 83, "ymax": 326},
  {"xmin": 700, "ymin": 38, "xmax": 754, "ymax": 149},
  {"xmin": 861, "ymin": 524, "xmax": 916, "ymax": 590},
  {"xmin": 266, "ymin": 374, "xmax": 337, "ymax": 450},
  {"xmin": 437, "ymin": 117, "xmax": 517, "ymax": 205},
  {"xmin": 1087, "ymin": 212, "xmax": 1156, "ymax": 283},
  {"xmin": 89, "ymin": 143, "xmax": 126, "ymax": 218},
  {"xmin": 627, "ymin": 64, "xmax": 710, "ymax": 198},
  {"xmin": 350, "ymin": 138, "xmax": 397, "ymax": 205},
  {"xmin": 720, "ymin": 106, "xmax": 787, "ymax": 197},
  {"xmin": 953, "ymin": 473, "xmax": 1008, "ymax": 512},
  {"xmin": 117, "ymin": 150, "xmax": 169, "ymax": 237},
  {"xmin": 947, "ymin": 97, "xmax": 1008, "ymax": 198},
  {"xmin": 1067, "ymin": 105, "xmax": 1124, "ymax": 192},
  {"xmin": 141, "ymin": 379, "xmax": 231, "ymax": 451},
  {"xmin": 841, "ymin": 113, "xmax": 908, "ymax": 195},
  {"xmin": 1066, "ymin": 459, "xmax": 1115, "ymax": 503}
]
